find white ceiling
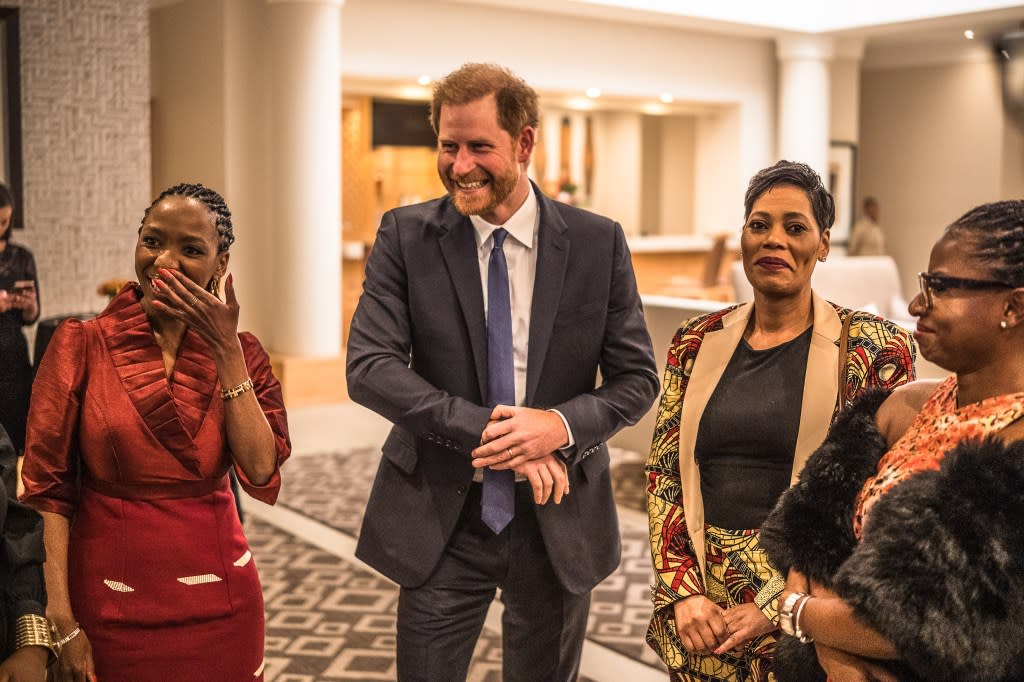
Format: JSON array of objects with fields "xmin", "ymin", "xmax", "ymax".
[{"xmin": 449, "ymin": 0, "xmax": 1024, "ymax": 46}]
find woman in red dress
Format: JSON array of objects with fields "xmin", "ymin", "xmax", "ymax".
[{"xmin": 21, "ymin": 183, "xmax": 291, "ymax": 681}]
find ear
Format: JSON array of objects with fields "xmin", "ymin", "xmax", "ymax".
[
  {"xmin": 214, "ymin": 251, "xmax": 230, "ymax": 280},
  {"xmin": 818, "ymin": 227, "xmax": 831, "ymax": 260},
  {"xmin": 517, "ymin": 126, "xmax": 536, "ymax": 165},
  {"xmin": 1004, "ymin": 288, "xmax": 1024, "ymax": 327}
]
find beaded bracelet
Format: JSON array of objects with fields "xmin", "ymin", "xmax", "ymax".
[
  {"xmin": 55, "ymin": 623, "xmax": 82, "ymax": 650},
  {"xmin": 220, "ymin": 377, "xmax": 254, "ymax": 401},
  {"xmin": 14, "ymin": 614, "xmax": 57, "ymax": 661}
]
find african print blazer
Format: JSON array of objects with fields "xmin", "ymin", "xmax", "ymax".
[{"xmin": 645, "ymin": 293, "xmax": 916, "ymax": 669}]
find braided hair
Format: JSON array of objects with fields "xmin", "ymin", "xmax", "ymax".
[
  {"xmin": 141, "ymin": 183, "xmax": 235, "ymax": 253},
  {"xmin": 946, "ymin": 200, "xmax": 1024, "ymax": 287}
]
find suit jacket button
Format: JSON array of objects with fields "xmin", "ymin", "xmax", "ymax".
[{"xmin": 456, "ymin": 485, "xmax": 467, "ymax": 495}]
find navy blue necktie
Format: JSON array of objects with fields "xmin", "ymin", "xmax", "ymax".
[{"xmin": 482, "ymin": 228, "xmax": 515, "ymax": 534}]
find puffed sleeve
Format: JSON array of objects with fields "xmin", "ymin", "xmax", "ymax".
[
  {"xmin": 645, "ymin": 322, "xmax": 706, "ymax": 667},
  {"xmin": 231, "ymin": 332, "xmax": 291, "ymax": 504},
  {"xmin": 20, "ymin": 319, "xmax": 88, "ymax": 518},
  {"xmin": 844, "ymin": 313, "xmax": 917, "ymax": 404}
]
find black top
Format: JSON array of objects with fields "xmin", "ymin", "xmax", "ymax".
[
  {"xmin": 0, "ymin": 424, "xmax": 46, "ymax": 657},
  {"xmin": 695, "ymin": 326, "xmax": 811, "ymax": 529},
  {"xmin": 0, "ymin": 243, "xmax": 38, "ymax": 454}
]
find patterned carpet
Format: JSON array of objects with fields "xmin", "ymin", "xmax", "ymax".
[{"xmin": 250, "ymin": 446, "xmax": 665, "ymax": 679}]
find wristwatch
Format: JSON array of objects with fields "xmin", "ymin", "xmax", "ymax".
[{"xmin": 778, "ymin": 591, "xmax": 813, "ymax": 643}]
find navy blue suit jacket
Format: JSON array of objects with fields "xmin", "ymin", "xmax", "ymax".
[{"xmin": 347, "ymin": 184, "xmax": 658, "ymax": 593}]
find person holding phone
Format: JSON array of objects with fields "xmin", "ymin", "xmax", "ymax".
[{"xmin": 0, "ymin": 182, "xmax": 38, "ymax": 495}]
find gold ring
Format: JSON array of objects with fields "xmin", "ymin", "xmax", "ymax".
[{"xmin": 189, "ymin": 294, "xmax": 199, "ymax": 306}]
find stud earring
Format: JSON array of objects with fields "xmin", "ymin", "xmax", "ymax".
[
  {"xmin": 208, "ymin": 276, "xmax": 220, "ymax": 298},
  {"xmin": 818, "ymin": 256, "xmax": 827, "ymax": 263},
  {"xmin": 1000, "ymin": 320, "xmax": 1009, "ymax": 329}
]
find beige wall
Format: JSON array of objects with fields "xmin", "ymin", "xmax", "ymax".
[
  {"xmin": 659, "ymin": 116, "xmax": 697, "ymax": 236},
  {"xmin": 17, "ymin": 0, "xmax": 150, "ymax": 321},
  {"xmin": 859, "ymin": 58, "xmax": 1012, "ymax": 297},
  {"xmin": 340, "ymin": 0, "xmax": 776, "ymax": 231},
  {"xmin": 151, "ymin": 0, "xmax": 275, "ymax": 340}
]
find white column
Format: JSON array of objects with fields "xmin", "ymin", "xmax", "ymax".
[
  {"xmin": 776, "ymin": 34, "xmax": 834, "ymax": 180},
  {"xmin": 267, "ymin": 0, "xmax": 343, "ymax": 357}
]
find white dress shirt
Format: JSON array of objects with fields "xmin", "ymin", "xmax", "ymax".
[{"xmin": 470, "ymin": 189, "xmax": 574, "ymax": 481}]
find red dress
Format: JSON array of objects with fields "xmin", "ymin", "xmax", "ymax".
[{"xmin": 21, "ymin": 284, "xmax": 291, "ymax": 681}]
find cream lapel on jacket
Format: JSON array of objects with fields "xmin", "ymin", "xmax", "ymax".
[{"xmin": 678, "ymin": 292, "xmax": 843, "ymax": 576}]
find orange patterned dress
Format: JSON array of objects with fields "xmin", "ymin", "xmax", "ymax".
[{"xmin": 854, "ymin": 375, "xmax": 1024, "ymax": 539}]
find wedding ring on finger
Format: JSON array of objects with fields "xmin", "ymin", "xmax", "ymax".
[
  {"xmin": 506, "ymin": 448, "xmax": 513, "ymax": 460},
  {"xmin": 188, "ymin": 294, "xmax": 199, "ymax": 306}
]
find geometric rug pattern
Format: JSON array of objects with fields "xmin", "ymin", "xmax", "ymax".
[
  {"xmin": 250, "ymin": 516, "xmax": 515, "ymax": 680},
  {"xmin": 267, "ymin": 447, "xmax": 666, "ymax": 676}
]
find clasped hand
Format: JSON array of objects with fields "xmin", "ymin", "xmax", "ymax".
[
  {"xmin": 472, "ymin": 405, "xmax": 570, "ymax": 505},
  {"xmin": 673, "ymin": 595, "xmax": 775, "ymax": 656},
  {"xmin": 151, "ymin": 269, "xmax": 239, "ymax": 349}
]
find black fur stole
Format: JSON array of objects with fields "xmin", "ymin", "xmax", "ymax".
[
  {"xmin": 834, "ymin": 436, "xmax": 1024, "ymax": 681},
  {"xmin": 760, "ymin": 389, "xmax": 890, "ymax": 587},
  {"xmin": 761, "ymin": 390, "xmax": 1024, "ymax": 681}
]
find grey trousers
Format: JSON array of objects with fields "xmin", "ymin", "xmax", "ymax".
[{"xmin": 396, "ymin": 482, "xmax": 591, "ymax": 682}]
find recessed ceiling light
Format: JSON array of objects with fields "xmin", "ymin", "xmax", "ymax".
[
  {"xmin": 964, "ymin": 29, "xmax": 975, "ymax": 40},
  {"xmin": 659, "ymin": 92, "xmax": 674, "ymax": 104},
  {"xmin": 417, "ymin": 75, "xmax": 431, "ymax": 85},
  {"xmin": 585, "ymin": 87, "xmax": 602, "ymax": 98}
]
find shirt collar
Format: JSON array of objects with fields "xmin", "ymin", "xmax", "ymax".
[{"xmin": 471, "ymin": 184, "xmax": 539, "ymax": 250}]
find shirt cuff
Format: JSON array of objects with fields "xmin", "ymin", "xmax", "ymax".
[{"xmin": 548, "ymin": 409, "xmax": 574, "ymax": 458}]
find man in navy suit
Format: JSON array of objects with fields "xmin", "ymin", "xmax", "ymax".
[{"xmin": 346, "ymin": 63, "xmax": 658, "ymax": 681}]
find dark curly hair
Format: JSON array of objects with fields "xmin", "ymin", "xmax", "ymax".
[
  {"xmin": 140, "ymin": 183, "xmax": 234, "ymax": 253},
  {"xmin": 430, "ymin": 63, "xmax": 539, "ymax": 138},
  {"xmin": 946, "ymin": 200, "xmax": 1024, "ymax": 287},
  {"xmin": 744, "ymin": 160, "xmax": 835, "ymax": 232}
]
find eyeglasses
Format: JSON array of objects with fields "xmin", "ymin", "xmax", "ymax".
[{"xmin": 916, "ymin": 272, "xmax": 1014, "ymax": 308}]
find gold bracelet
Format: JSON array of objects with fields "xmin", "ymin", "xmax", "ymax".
[
  {"xmin": 14, "ymin": 614, "xmax": 57, "ymax": 661},
  {"xmin": 220, "ymin": 377, "xmax": 254, "ymax": 401}
]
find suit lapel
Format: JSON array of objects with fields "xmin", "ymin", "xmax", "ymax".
[
  {"xmin": 790, "ymin": 292, "xmax": 843, "ymax": 482},
  {"xmin": 437, "ymin": 204, "xmax": 490, "ymax": 403},
  {"xmin": 526, "ymin": 189, "xmax": 569, "ymax": 404}
]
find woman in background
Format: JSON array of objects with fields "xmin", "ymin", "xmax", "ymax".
[
  {"xmin": 645, "ymin": 161, "xmax": 917, "ymax": 681},
  {"xmin": 22, "ymin": 183, "xmax": 290, "ymax": 681},
  {"xmin": 762, "ymin": 199, "xmax": 1024, "ymax": 681},
  {"xmin": 0, "ymin": 183, "xmax": 38, "ymax": 495}
]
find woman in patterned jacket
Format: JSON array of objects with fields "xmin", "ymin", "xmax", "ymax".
[
  {"xmin": 644, "ymin": 160, "xmax": 917, "ymax": 681},
  {"xmin": 760, "ymin": 199, "xmax": 1024, "ymax": 681}
]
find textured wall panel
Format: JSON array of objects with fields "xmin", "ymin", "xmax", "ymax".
[{"xmin": 16, "ymin": 0, "xmax": 150, "ymax": 322}]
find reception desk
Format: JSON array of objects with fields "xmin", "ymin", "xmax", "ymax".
[{"xmin": 628, "ymin": 235, "xmax": 738, "ymax": 301}]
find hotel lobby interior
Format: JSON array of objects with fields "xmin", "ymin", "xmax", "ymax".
[{"xmin": 10, "ymin": 0, "xmax": 1024, "ymax": 678}]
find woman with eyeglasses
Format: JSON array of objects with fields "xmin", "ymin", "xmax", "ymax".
[
  {"xmin": 644, "ymin": 161, "xmax": 917, "ymax": 682},
  {"xmin": 761, "ymin": 199, "xmax": 1024, "ymax": 681}
]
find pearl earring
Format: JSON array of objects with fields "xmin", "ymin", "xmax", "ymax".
[{"xmin": 1000, "ymin": 320, "xmax": 1009, "ymax": 329}]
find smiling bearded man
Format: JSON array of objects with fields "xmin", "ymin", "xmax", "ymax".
[{"xmin": 346, "ymin": 62, "xmax": 659, "ymax": 682}]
